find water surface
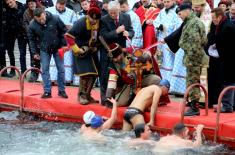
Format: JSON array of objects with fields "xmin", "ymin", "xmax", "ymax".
[{"xmin": 0, "ymin": 111, "xmax": 233, "ymax": 155}]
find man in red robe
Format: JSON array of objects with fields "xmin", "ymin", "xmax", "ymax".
[
  {"xmin": 133, "ymin": 0, "xmax": 170, "ymax": 104},
  {"xmin": 134, "ymin": 0, "xmax": 160, "ymax": 54}
]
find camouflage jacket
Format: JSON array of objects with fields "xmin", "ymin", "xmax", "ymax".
[{"xmin": 179, "ymin": 12, "xmax": 207, "ymax": 67}]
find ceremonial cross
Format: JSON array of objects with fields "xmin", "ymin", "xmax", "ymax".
[{"xmin": 125, "ymin": 60, "xmax": 152, "ymax": 94}]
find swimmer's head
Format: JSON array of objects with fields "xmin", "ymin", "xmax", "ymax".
[
  {"xmin": 159, "ymin": 79, "xmax": 170, "ymax": 96},
  {"xmin": 134, "ymin": 123, "xmax": 151, "ymax": 140},
  {"xmin": 173, "ymin": 123, "xmax": 189, "ymax": 139},
  {"xmin": 90, "ymin": 115, "xmax": 104, "ymax": 129},
  {"xmin": 83, "ymin": 111, "xmax": 95, "ymax": 126}
]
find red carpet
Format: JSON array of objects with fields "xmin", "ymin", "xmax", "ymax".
[{"xmin": 0, "ymin": 79, "xmax": 235, "ymax": 147}]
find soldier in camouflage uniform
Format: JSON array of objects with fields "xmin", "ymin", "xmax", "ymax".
[{"xmin": 177, "ymin": 4, "xmax": 207, "ymax": 116}]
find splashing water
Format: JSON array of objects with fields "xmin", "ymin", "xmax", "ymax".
[{"xmin": 0, "ymin": 111, "xmax": 234, "ymax": 155}]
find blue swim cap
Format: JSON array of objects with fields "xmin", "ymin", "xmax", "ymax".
[
  {"xmin": 90, "ymin": 115, "xmax": 104, "ymax": 129},
  {"xmin": 159, "ymin": 79, "xmax": 170, "ymax": 89}
]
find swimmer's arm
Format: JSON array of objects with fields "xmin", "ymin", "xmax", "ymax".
[
  {"xmin": 192, "ymin": 125, "xmax": 204, "ymax": 147},
  {"xmin": 102, "ymin": 98, "xmax": 117, "ymax": 130},
  {"xmin": 147, "ymin": 87, "xmax": 161, "ymax": 126},
  {"xmin": 80, "ymin": 124, "xmax": 86, "ymax": 134}
]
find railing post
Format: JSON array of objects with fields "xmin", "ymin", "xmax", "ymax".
[
  {"xmin": 214, "ymin": 86, "xmax": 235, "ymax": 142},
  {"xmin": 20, "ymin": 68, "xmax": 42, "ymax": 112}
]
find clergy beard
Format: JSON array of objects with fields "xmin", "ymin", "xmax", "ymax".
[
  {"xmin": 165, "ymin": 4, "xmax": 175, "ymax": 13},
  {"xmin": 195, "ymin": 12, "xmax": 201, "ymax": 17},
  {"xmin": 157, "ymin": 3, "xmax": 164, "ymax": 9}
]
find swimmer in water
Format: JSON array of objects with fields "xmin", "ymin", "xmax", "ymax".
[
  {"xmin": 153, "ymin": 123, "xmax": 204, "ymax": 154},
  {"xmin": 80, "ymin": 98, "xmax": 117, "ymax": 141},
  {"xmin": 128, "ymin": 123, "xmax": 156, "ymax": 148}
]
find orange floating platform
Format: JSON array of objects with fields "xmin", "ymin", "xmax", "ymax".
[{"xmin": 1, "ymin": 79, "xmax": 235, "ymax": 148}]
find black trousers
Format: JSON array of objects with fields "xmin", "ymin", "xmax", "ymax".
[
  {"xmin": 1, "ymin": 34, "xmax": 30, "ymax": 73},
  {"xmin": 207, "ymin": 58, "xmax": 223, "ymax": 108},
  {"xmin": 98, "ymin": 48, "xmax": 110, "ymax": 103}
]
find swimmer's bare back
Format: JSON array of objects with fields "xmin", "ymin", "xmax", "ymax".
[{"xmin": 129, "ymin": 85, "xmax": 162, "ymax": 111}]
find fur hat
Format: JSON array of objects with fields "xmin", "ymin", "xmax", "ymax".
[
  {"xmin": 192, "ymin": 0, "xmax": 206, "ymax": 6},
  {"xmin": 108, "ymin": 43, "xmax": 123, "ymax": 58},
  {"xmin": 176, "ymin": 3, "xmax": 192, "ymax": 13},
  {"xmin": 218, "ymin": 1, "xmax": 228, "ymax": 7},
  {"xmin": 87, "ymin": 0, "xmax": 101, "ymax": 20}
]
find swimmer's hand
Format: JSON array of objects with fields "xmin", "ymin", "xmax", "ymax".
[
  {"xmin": 195, "ymin": 124, "xmax": 204, "ymax": 133},
  {"xmin": 107, "ymin": 98, "xmax": 117, "ymax": 106},
  {"xmin": 146, "ymin": 121, "xmax": 154, "ymax": 126}
]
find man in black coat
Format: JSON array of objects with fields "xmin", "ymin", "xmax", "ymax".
[
  {"xmin": 99, "ymin": 0, "xmax": 134, "ymax": 105},
  {"xmin": 225, "ymin": 3, "xmax": 235, "ymax": 24},
  {"xmin": 3, "ymin": 0, "xmax": 27, "ymax": 77},
  {"xmin": 205, "ymin": 22, "xmax": 223, "ymax": 108},
  {"xmin": 0, "ymin": 1, "xmax": 9, "ymax": 77},
  {"xmin": 28, "ymin": 8, "xmax": 68, "ymax": 99},
  {"xmin": 211, "ymin": 8, "xmax": 235, "ymax": 113}
]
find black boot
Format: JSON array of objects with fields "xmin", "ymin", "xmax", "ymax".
[
  {"xmin": 184, "ymin": 101, "xmax": 200, "ymax": 116},
  {"xmin": 1, "ymin": 71, "xmax": 10, "ymax": 77},
  {"xmin": 78, "ymin": 77, "xmax": 90, "ymax": 105},
  {"xmin": 8, "ymin": 70, "xmax": 16, "ymax": 78},
  {"xmin": 86, "ymin": 76, "xmax": 99, "ymax": 103},
  {"xmin": 58, "ymin": 91, "xmax": 68, "ymax": 98},
  {"xmin": 28, "ymin": 71, "xmax": 38, "ymax": 83}
]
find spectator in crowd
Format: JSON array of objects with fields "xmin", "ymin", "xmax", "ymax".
[
  {"xmin": 211, "ymin": 8, "xmax": 235, "ymax": 113},
  {"xmin": 78, "ymin": 0, "xmax": 90, "ymax": 19},
  {"xmin": 36, "ymin": 0, "xmax": 54, "ymax": 8},
  {"xmin": 99, "ymin": 0, "xmax": 134, "ymax": 105},
  {"xmin": 23, "ymin": 0, "xmax": 41, "ymax": 82},
  {"xmin": 66, "ymin": 0, "xmax": 82, "ymax": 17},
  {"xmin": 225, "ymin": 2, "xmax": 235, "ymax": 24},
  {"xmin": 28, "ymin": 8, "xmax": 68, "ymax": 98},
  {"xmin": 4, "ymin": 0, "xmax": 27, "ymax": 76},
  {"xmin": 101, "ymin": 0, "xmax": 111, "ymax": 16},
  {"xmin": 192, "ymin": 0, "xmax": 211, "ymax": 34},
  {"xmin": 218, "ymin": 1, "xmax": 229, "ymax": 12},
  {"xmin": 154, "ymin": 0, "xmax": 186, "ymax": 97},
  {"xmin": 119, "ymin": 0, "xmax": 143, "ymax": 49},
  {"xmin": 0, "ymin": 1, "xmax": 9, "ymax": 77},
  {"xmin": 46, "ymin": 0, "xmax": 77, "ymax": 85},
  {"xmin": 152, "ymin": 0, "xmax": 164, "ymax": 9},
  {"xmin": 205, "ymin": 22, "xmax": 223, "ymax": 108},
  {"xmin": 176, "ymin": 4, "xmax": 207, "ymax": 116}
]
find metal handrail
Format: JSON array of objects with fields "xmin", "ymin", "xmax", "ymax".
[
  {"xmin": 214, "ymin": 86, "xmax": 235, "ymax": 142},
  {"xmin": 0, "ymin": 66, "xmax": 21, "ymax": 92},
  {"xmin": 179, "ymin": 83, "xmax": 215, "ymax": 141},
  {"xmin": 180, "ymin": 83, "xmax": 209, "ymax": 123},
  {"xmin": 20, "ymin": 68, "xmax": 42, "ymax": 112}
]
